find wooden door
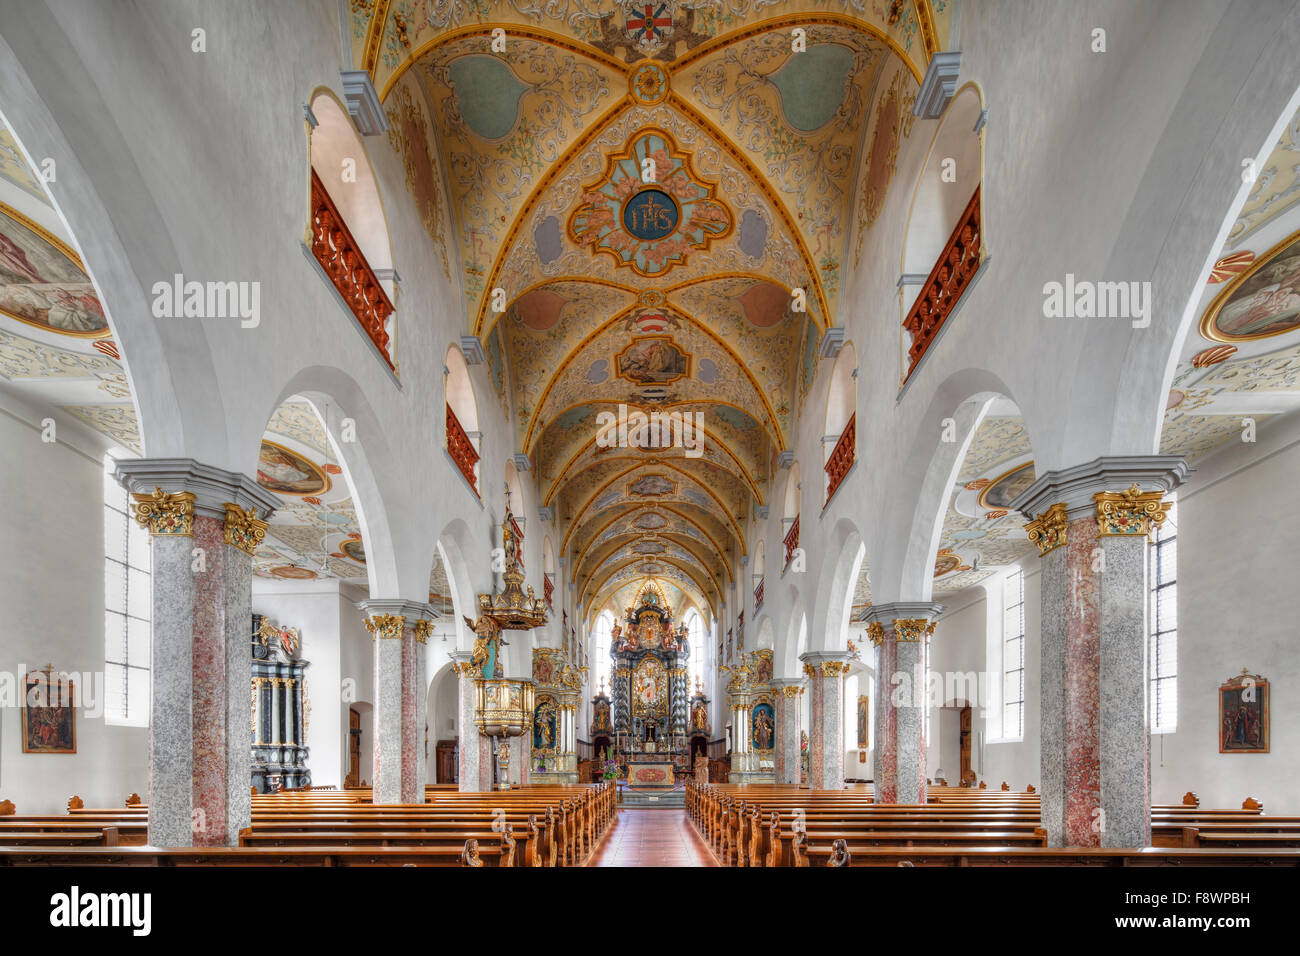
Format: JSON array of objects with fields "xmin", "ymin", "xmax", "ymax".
[
  {"xmin": 345, "ymin": 707, "xmax": 361, "ymax": 788},
  {"xmin": 959, "ymin": 705, "xmax": 973, "ymax": 785},
  {"xmin": 435, "ymin": 739, "xmax": 458, "ymax": 784}
]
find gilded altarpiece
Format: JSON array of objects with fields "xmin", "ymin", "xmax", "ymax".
[{"xmin": 250, "ymin": 614, "xmax": 311, "ymax": 792}]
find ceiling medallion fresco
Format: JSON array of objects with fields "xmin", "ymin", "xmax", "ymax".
[
  {"xmin": 568, "ymin": 128, "xmax": 733, "ymax": 276},
  {"xmin": 1199, "ymin": 227, "xmax": 1300, "ymax": 343}
]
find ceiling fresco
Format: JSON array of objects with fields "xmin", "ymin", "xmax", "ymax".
[
  {"xmin": 348, "ymin": 1, "xmax": 949, "ymax": 620},
  {"xmin": 1161, "ymin": 103, "xmax": 1300, "ymax": 466}
]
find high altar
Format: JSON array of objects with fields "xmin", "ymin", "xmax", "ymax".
[{"xmin": 610, "ymin": 583, "xmax": 689, "ymax": 785}]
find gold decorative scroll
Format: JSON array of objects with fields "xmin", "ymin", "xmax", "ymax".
[
  {"xmin": 131, "ymin": 487, "xmax": 196, "ymax": 536},
  {"xmin": 866, "ymin": 621, "xmax": 885, "ymax": 647},
  {"xmin": 365, "ymin": 614, "xmax": 406, "ymax": 640},
  {"xmin": 820, "ymin": 661, "xmax": 850, "ymax": 677},
  {"xmin": 1095, "ymin": 484, "xmax": 1169, "ymax": 537},
  {"xmin": 893, "ymin": 619, "xmax": 936, "ymax": 643},
  {"xmin": 1025, "ymin": 502, "xmax": 1068, "ymax": 555},
  {"xmin": 222, "ymin": 502, "xmax": 267, "ymax": 555},
  {"xmin": 413, "ymin": 619, "xmax": 433, "ymax": 645}
]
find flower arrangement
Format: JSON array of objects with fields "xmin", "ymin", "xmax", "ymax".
[{"xmin": 602, "ymin": 757, "xmax": 620, "ymax": 781}]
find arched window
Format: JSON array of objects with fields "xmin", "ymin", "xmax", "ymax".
[
  {"xmin": 684, "ymin": 608, "xmax": 705, "ymax": 692},
  {"xmin": 308, "ymin": 92, "xmax": 397, "ymax": 368},
  {"xmin": 592, "ymin": 610, "xmax": 616, "ymax": 695},
  {"xmin": 1149, "ymin": 499, "xmax": 1178, "ymax": 733},
  {"xmin": 103, "ymin": 455, "xmax": 150, "ymax": 726},
  {"xmin": 900, "ymin": 86, "xmax": 985, "ymax": 382},
  {"xmin": 445, "ymin": 345, "xmax": 481, "ymax": 494},
  {"xmin": 823, "ymin": 343, "xmax": 858, "ymax": 504}
]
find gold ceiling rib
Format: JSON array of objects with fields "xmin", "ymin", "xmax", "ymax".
[
  {"xmin": 582, "ymin": 554, "xmax": 717, "ymax": 615},
  {"xmin": 472, "ymin": 93, "xmax": 634, "ymax": 340},
  {"xmin": 580, "ymin": 545, "xmax": 720, "ymax": 609},
  {"xmin": 520, "ymin": 294, "xmax": 788, "ymax": 455},
  {"xmin": 575, "ymin": 522, "xmax": 727, "ymax": 594},
  {"xmin": 377, "ymin": 23, "xmax": 632, "ymax": 103},
  {"xmin": 665, "ymin": 92, "xmax": 831, "ymax": 331},
  {"xmin": 542, "ymin": 413, "xmax": 764, "ymax": 507},
  {"xmin": 558, "ymin": 457, "xmax": 746, "ymax": 555},
  {"xmin": 569, "ymin": 502, "xmax": 734, "ymax": 583}
]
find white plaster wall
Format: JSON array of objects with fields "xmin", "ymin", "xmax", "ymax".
[
  {"xmin": 1151, "ymin": 420, "xmax": 1300, "ymax": 812},
  {"xmin": 0, "ymin": 410, "xmax": 148, "ymax": 814}
]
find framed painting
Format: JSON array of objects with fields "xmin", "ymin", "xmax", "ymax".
[
  {"xmin": 21, "ymin": 670, "xmax": 76, "ymax": 753},
  {"xmin": 857, "ymin": 694, "xmax": 869, "ymax": 749},
  {"xmin": 1218, "ymin": 671, "xmax": 1269, "ymax": 754}
]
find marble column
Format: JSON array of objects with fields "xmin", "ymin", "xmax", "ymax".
[
  {"xmin": 1013, "ymin": 456, "xmax": 1188, "ymax": 847},
  {"xmin": 117, "ymin": 458, "xmax": 278, "ymax": 847},
  {"xmin": 359, "ymin": 600, "xmax": 435, "ymax": 804},
  {"xmin": 866, "ymin": 602, "xmax": 943, "ymax": 804},
  {"xmin": 771, "ymin": 679, "xmax": 804, "ymax": 784},
  {"xmin": 800, "ymin": 652, "xmax": 849, "ymax": 790},
  {"xmin": 451, "ymin": 650, "xmax": 492, "ymax": 791}
]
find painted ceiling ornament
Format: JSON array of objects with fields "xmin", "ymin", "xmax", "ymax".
[
  {"xmin": 1191, "ymin": 344, "xmax": 1238, "ymax": 368},
  {"xmin": 628, "ymin": 59, "xmax": 670, "ymax": 106},
  {"xmin": 1208, "ymin": 250, "xmax": 1255, "ymax": 283},
  {"xmin": 567, "ymin": 128, "xmax": 734, "ymax": 277},
  {"xmin": 625, "ymin": 3, "xmax": 675, "ymax": 56},
  {"xmin": 1025, "ymin": 502, "xmax": 1068, "ymax": 556},
  {"xmin": 1095, "ymin": 484, "xmax": 1169, "ymax": 537}
]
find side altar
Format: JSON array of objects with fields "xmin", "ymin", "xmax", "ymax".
[{"xmin": 610, "ymin": 582, "xmax": 691, "ymax": 780}]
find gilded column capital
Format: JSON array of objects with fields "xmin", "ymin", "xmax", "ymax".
[
  {"xmin": 131, "ymin": 487, "xmax": 196, "ymax": 536},
  {"xmin": 1025, "ymin": 502, "xmax": 1068, "ymax": 555},
  {"xmin": 222, "ymin": 502, "xmax": 267, "ymax": 554},
  {"xmin": 781, "ymin": 685, "xmax": 804, "ymax": 699},
  {"xmin": 819, "ymin": 660, "xmax": 851, "ymax": 677},
  {"xmin": 893, "ymin": 618, "xmax": 936, "ymax": 643},
  {"xmin": 1095, "ymin": 484, "xmax": 1169, "ymax": 537},
  {"xmin": 866, "ymin": 621, "xmax": 885, "ymax": 646},
  {"xmin": 413, "ymin": 619, "xmax": 434, "ymax": 644},
  {"xmin": 365, "ymin": 614, "xmax": 406, "ymax": 640},
  {"xmin": 451, "ymin": 660, "xmax": 480, "ymax": 677}
]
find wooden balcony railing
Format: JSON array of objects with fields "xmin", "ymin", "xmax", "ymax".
[
  {"xmin": 543, "ymin": 573, "xmax": 554, "ymax": 609},
  {"xmin": 446, "ymin": 403, "xmax": 479, "ymax": 494},
  {"xmin": 824, "ymin": 412, "xmax": 856, "ymax": 505},
  {"xmin": 753, "ymin": 578, "xmax": 764, "ymax": 612},
  {"xmin": 783, "ymin": 514, "xmax": 800, "ymax": 572},
  {"xmin": 903, "ymin": 185, "xmax": 981, "ymax": 380},
  {"xmin": 309, "ymin": 168, "xmax": 395, "ymax": 367}
]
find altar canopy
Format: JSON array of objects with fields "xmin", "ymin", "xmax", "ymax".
[{"xmin": 610, "ymin": 582, "xmax": 690, "ymax": 770}]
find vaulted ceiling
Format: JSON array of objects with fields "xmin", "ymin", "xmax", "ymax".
[{"xmin": 358, "ymin": 0, "xmax": 948, "ymax": 622}]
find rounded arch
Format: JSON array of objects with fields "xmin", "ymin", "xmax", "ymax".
[
  {"xmin": 259, "ymin": 364, "xmax": 416, "ymax": 596},
  {"xmin": 782, "ymin": 461, "xmax": 802, "ymax": 521},
  {"xmin": 900, "ymin": 83, "xmax": 986, "ymax": 295},
  {"xmin": 424, "ymin": 661, "xmax": 460, "ymax": 783},
  {"xmin": 880, "ymin": 366, "xmax": 1025, "ymax": 602},
  {"xmin": 308, "ymin": 89, "xmax": 393, "ymax": 273},
  {"xmin": 435, "ymin": 518, "xmax": 482, "ymax": 653},
  {"xmin": 807, "ymin": 517, "xmax": 865, "ymax": 655}
]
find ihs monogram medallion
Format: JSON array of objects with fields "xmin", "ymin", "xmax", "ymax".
[{"xmin": 568, "ymin": 128, "xmax": 733, "ymax": 277}]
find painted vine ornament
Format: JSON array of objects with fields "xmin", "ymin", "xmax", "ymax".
[
  {"xmin": 1025, "ymin": 502, "xmax": 1068, "ymax": 555},
  {"xmin": 1095, "ymin": 484, "xmax": 1169, "ymax": 537},
  {"xmin": 130, "ymin": 487, "xmax": 196, "ymax": 536}
]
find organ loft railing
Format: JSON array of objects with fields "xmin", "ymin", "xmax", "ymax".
[
  {"xmin": 446, "ymin": 403, "xmax": 480, "ymax": 494},
  {"xmin": 753, "ymin": 578, "xmax": 764, "ymax": 612},
  {"xmin": 903, "ymin": 185, "xmax": 981, "ymax": 381},
  {"xmin": 309, "ymin": 168, "xmax": 395, "ymax": 368},
  {"xmin": 824, "ymin": 412, "xmax": 856, "ymax": 505},
  {"xmin": 782, "ymin": 514, "xmax": 800, "ymax": 572}
]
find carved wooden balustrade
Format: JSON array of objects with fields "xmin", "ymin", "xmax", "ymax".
[
  {"xmin": 543, "ymin": 574, "xmax": 554, "ymax": 609},
  {"xmin": 903, "ymin": 186, "xmax": 981, "ymax": 380},
  {"xmin": 782, "ymin": 514, "xmax": 800, "ymax": 572},
  {"xmin": 446, "ymin": 403, "xmax": 479, "ymax": 493},
  {"xmin": 753, "ymin": 578, "xmax": 764, "ymax": 612},
  {"xmin": 824, "ymin": 412, "xmax": 856, "ymax": 504},
  {"xmin": 309, "ymin": 168, "xmax": 395, "ymax": 367}
]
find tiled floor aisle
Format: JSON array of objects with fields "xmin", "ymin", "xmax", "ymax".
[{"xmin": 587, "ymin": 808, "xmax": 719, "ymax": 867}]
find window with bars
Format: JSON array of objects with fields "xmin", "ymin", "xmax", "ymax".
[
  {"xmin": 1149, "ymin": 500, "xmax": 1178, "ymax": 733},
  {"xmin": 685, "ymin": 609, "xmax": 704, "ymax": 692},
  {"xmin": 593, "ymin": 611, "xmax": 615, "ymax": 694},
  {"xmin": 1002, "ymin": 567, "xmax": 1025, "ymax": 739},
  {"xmin": 103, "ymin": 457, "xmax": 150, "ymax": 726}
]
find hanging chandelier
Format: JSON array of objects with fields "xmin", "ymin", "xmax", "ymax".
[{"xmin": 477, "ymin": 493, "xmax": 548, "ymax": 631}]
